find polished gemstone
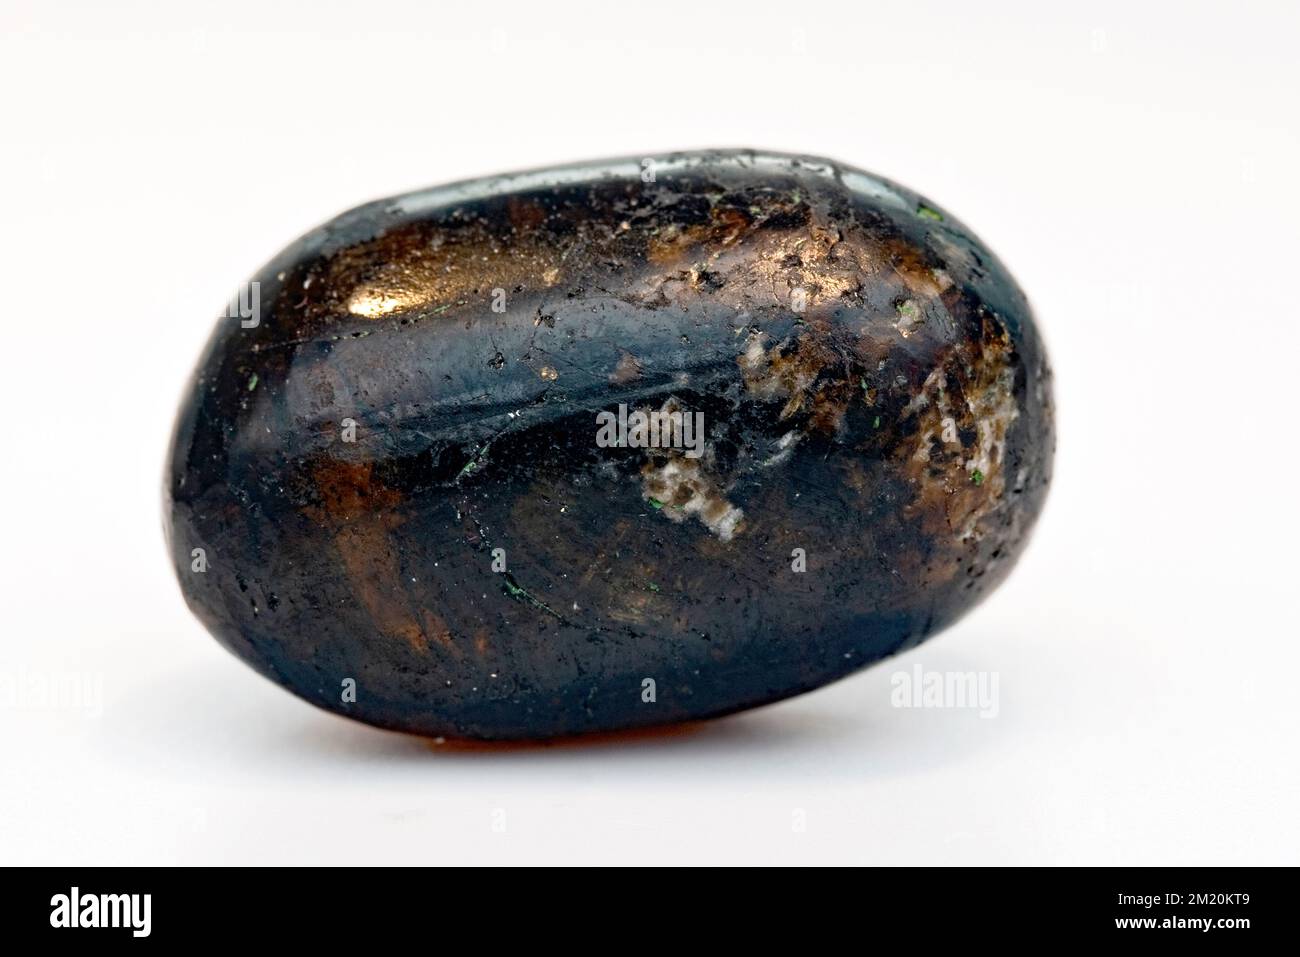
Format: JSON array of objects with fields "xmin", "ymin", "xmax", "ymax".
[{"xmin": 165, "ymin": 150, "xmax": 1054, "ymax": 739}]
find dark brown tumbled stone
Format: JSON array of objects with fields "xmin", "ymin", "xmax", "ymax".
[{"xmin": 165, "ymin": 150, "xmax": 1054, "ymax": 739}]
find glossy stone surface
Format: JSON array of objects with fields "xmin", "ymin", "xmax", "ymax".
[{"xmin": 165, "ymin": 150, "xmax": 1054, "ymax": 739}]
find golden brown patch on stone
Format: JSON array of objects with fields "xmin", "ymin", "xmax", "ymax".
[
  {"xmin": 311, "ymin": 459, "xmax": 402, "ymax": 519},
  {"xmin": 506, "ymin": 197, "xmax": 547, "ymax": 231},
  {"xmin": 644, "ymin": 205, "xmax": 752, "ymax": 266},
  {"xmin": 310, "ymin": 220, "xmax": 566, "ymax": 323},
  {"xmin": 899, "ymin": 312, "xmax": 1020, "ymax": 566},
  {"xmin": 609, "ymin": 351, "xmax": 643, "ymax": 384},
  {"xmin": 421, "ymin": 610, "xmax": 460, "ymax": 657},
  {"xmin": 641, "ymin": 198, "xmax": 847, "ymax": 308},
  {"xmin": 307, "ymin": 459, "xmax": 438, "ymax": 654},
  {"xmin": 878, "ymin": 234, "xmax": 953, "ymax": 300},
  {"xmin": 629, "ymin": 198, "xmax": 878, "ymax": 329},
  {"xmin": 738, "ymin": 330, "xmax": 853, "ymax": 434}
]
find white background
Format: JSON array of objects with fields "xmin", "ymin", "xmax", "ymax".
[{"xmin": 2, "ymin": 0, "xmax": 1297, "ymax": 865}]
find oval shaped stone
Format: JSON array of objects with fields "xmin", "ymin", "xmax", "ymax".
[{"xmin": 165, "ymin": 150, "xmax": 1054, "ymax": 739}]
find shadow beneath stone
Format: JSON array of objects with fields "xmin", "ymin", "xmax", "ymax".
[
  {"xmin": 420, "ymin": 720, "xmax": 713, "ymax": 753},
  {"xmin": 284, "ymin": 703, "xmax": 857, "ymax": 766}
]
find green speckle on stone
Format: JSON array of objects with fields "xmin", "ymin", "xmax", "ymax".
[
  {"xmin": 501, "ymin": 574, "xmax": 564, "ymax": 619},
  {"xmin": 648, "ymin": 498, "xmax": 664, "ymax": 510},
  {"xmin": 971, "ymin": 468, "xmax": 985, "ymax": 486},
  {"xmin": 918, "ymin": 204, "xmax": 943, "ymax": 221},
  {"xmin": 873, "ymin": 415, "xmax": 882, "ymax": 429},
  {"xmin": 646, "ymin": 582, "xmax": 660, "ymax": 593},
  {"xmin": 456, "ymin": 452, "xmax": 481, "ymax": 480},
  {"xmin": 246, "ymin": 373, "xmax": 258, "ymax": 392},
  {"xmin": 896, "ymin": 299, "xmax": 921, "ymax": 320}
]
